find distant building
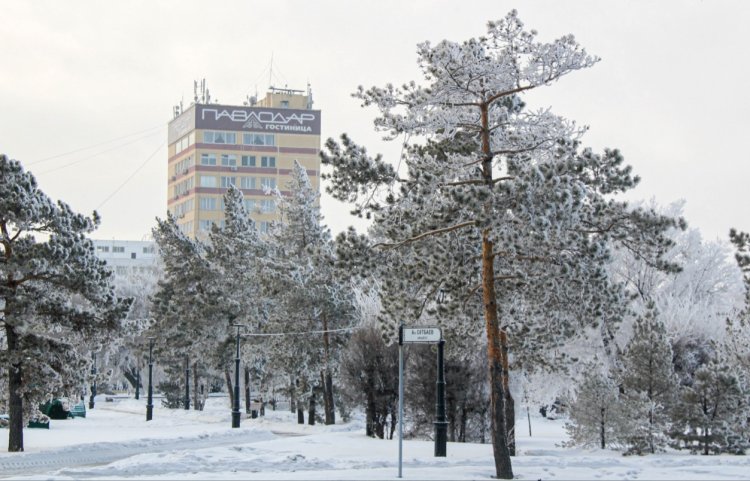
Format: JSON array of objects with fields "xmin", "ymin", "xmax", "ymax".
[
  {"xmin": 167, "ymin": 85, "xmax": 321, "ymax": 238},
  {"xmin": 92, "ymin": 239, "xmax": 159, "ymax": 277}
]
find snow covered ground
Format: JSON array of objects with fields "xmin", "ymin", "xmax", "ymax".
[{"xmin": 1, "ymin": 396, "xmax": 749, "ymax": 480}]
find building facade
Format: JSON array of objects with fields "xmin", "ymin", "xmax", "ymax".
[
  {"xmin": 167, "ymin": 88, "xmax": 321, "ymax": 238},
  {"xmin": 92, "ymin": 239, "xmax": 159, "ymax": 277}
]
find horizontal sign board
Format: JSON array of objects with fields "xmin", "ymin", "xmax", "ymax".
[
  {"xmin": 196, "ymin": 104, "xmax": 321, "ymax": 136},
  {"xmin": 402, "ymin": 327, "xmax": 441, "ymax": 343}
]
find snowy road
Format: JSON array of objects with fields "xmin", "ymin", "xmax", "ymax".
[{"xmin": 0, "ymin": 429, "xmax": 279, "ymax": 478}]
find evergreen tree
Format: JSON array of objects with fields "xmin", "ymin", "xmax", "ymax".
[
  {"xmin": 0, "ymin": 154, "xmax": 130, "ymax": 452},
  {"xmin": 265, "ymin": 162, "xmax": 355, "ymax": 424},
  {"xmin": 205, "ymin": 186, "xmax": 271, "ymax": 410},
  {"xmin": 150, "ymin": 213, "xmax": 218, "ymax": 409},
  {"xmin": 321, "ymin": 12, "xmax": 679, "ymax": 477},
  {"xmin": 564, "ymin": 367, "xmax": 623, "ymax": 449},
  {"xmin": 617, "ymin": 306, "xmax": 678, "ymax": 454},
  {"xmin": 671, "ymin": 354, "xmax": 747, "ymax": 454}
]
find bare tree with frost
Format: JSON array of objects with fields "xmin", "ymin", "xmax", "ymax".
[
  {"xmin": 0, "ymin": 154, "xmax": 130, "ymax": 451},
  {"xmin": 321, "ymin": 12, "xmax": 679, "ymax": 478}
]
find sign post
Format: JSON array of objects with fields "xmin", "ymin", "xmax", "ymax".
[{"xmin": 397, "ymin": 326, "xmax": 444, "ymax": 477}]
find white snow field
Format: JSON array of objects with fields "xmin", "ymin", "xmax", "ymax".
[{"xmin": 1, "ymin": 396, "xmax": 749, "ymax": 480}]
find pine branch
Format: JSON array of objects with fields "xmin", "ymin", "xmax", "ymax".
[{"xmin": 372, "ymin": 220, "xmax": 477, "ymax": 250}]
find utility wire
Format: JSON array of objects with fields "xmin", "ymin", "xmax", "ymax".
[
  {"xmin": 96, "ymin": 140, "xmax": 165, "ymax": 210},
  {"xmin": 28, "ymin": 124, "xmax": 164, "ymax": 166},
  {"xmin": 38, "ymin": 130, "xmax": 164, "ymax": 175},
  {"xmin": 242, "ymin": 326, "xmax": 359, "ymax": 337}
]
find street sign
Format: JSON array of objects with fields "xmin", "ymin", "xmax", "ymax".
[{"xmin": 402, "ymin": 327, "xmax": 441, "ymax": 344}]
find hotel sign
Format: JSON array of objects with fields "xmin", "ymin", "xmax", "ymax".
[{"xmin": 196, "ymin": 104, "xmax": 320, "ymax": 135}]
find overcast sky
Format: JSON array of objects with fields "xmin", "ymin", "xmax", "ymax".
[{"xmin": 2, "ymin": 0, "xmax": 748, "ymax": 243}]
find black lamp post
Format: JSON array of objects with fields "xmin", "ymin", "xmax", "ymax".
[
  {"xmin": 89, "ymin": 352, "xmax": 97, "ymax": 409},
  {"xmin": 184, "ymin": 354, "xmax": 190, "ymax": 410},
  {"xmin": 146, "ymin": 337, "xmax": 155, "ymax": 421},
  {"xmin": 434, "ymin": 288, "xmax": 448, "ymax": 457},
  {"xmin": 231, "ymin": 324, "xmax": 244, "ymax": 428},
  {"xmin": 434, "ymin": 337, "xmax": 448, "ymax": 456}
]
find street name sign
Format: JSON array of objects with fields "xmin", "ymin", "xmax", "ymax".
[{"xmin": 402, "ymin": 327, "xmax": 441, "ymax": 343}]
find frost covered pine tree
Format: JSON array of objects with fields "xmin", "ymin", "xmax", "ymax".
[
  {"xmin": 564, "ymin": 366, "xmax": 623, "ymax": 449},
  {"xmin": 322, "ymin": 12, "xmax": 678, "ymax": 478},
  {"xmin": 617, "ymin": 306, "xmax": 679, "ymax": 454},
  {"xmin": 265, "ymin": 161, "xmax": 355, "ymax": 425},
  {"xmin": 0, "ymin": 154, "xmax": 130, "ymax": 452},
  {"xmin": 671, "ymin": 353, "xmax": 747, "ymax": 454},
  {"xmin": 150, "ymin": 213, "xmax": 218, "ymax": 409},
  {"xmin": 206, "ymin": 185, "xmax": 271, "ymax": 410}
]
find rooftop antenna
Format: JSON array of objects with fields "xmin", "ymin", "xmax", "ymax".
[
  {"xmin": 193, "ymin": 80, "xmax": 199, "ymax": 104},
  {"xmin": 306, "ymin": 82, "xmax": 313, "ymax": 109},
  {"xmin": 268, "ymin": 53, "xmax": 274, "ymax": 91}
]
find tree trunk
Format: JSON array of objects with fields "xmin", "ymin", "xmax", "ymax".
[
  {"xmin": 323, "ymin": 370, "xmax": 335, "ymax": 425},
  {"xmin": 297, "ymin": 407, "xmax": 305, "ymax": 424},
  {"xmin": 192, "ymin": 363, "xmax": 201, "ymax": 411},
  {"xmin": 290, "ymin": 377, "xmax": 296, "ymax": 413},
  {"xmin": 6, "ymin": 324, "xmax": 24, "ymax": 452},
  {"xmin": 321, "ymin": 316, "xmax": 336, "ymax": 425},
  {"xmin": 482, "ymin": 231, "xmax": 514, "ymax": 479},
  {"xmin": 600, "ymin": 407, "xmax": 606, "ymax": 449},
  {"xmin": 244, "ymin": 366, "xmax": 251, "ymax": 414},
  {"xmin": 308, "ymin": 391, "xmax": 316, "ymax": 426},
  {"xmin": 224, "ymin": 367, "xmax": 234, "ymax": 409},
  {"xmin": 478, "ymin": 100, "xmax": 513, "ymax": 478},
  {"xmin": 500, "ymin": 330, "xmax": 515, "ymax": 456},
  {"xmin": 366, "ymin": 392, "xmax": 375, "ymax": 437}
]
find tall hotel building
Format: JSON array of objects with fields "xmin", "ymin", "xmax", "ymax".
[{"xmin": 167, "ymin": 88, "xmax": 321, "ymax": 238}]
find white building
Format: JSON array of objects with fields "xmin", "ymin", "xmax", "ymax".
[{"xmin": 92, "ymin": 239, "xmax": 160, "ymax": 276}]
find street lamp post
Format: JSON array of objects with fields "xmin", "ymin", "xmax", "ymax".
[
  {"xmin": 184, "ymin": 354, "xmax": 190, "ymax": 410},
  {"xmin": 231, "ymin": 325, "xmax": 244, "ymax": 428},
  {"xmin": 146, "ymin": 338, "xmax": 155, "ymax": 421},
  {"xmin": 89, "ymin": 352, "xmax": 97, "ymax": 409},
  {"xmin": 434, "ymin": 338, "xmax": 448, "ymax": 456}
]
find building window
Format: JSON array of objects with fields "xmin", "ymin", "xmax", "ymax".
[
  {"xmin": 131, "ymin": 252, "xmax": 137, "ymax": 259},
  {"xmin": 242, "ymin": 133, "xmax": 275, "ymax": 146},
  {"xmin": 96, "ymin": 245, "xmax": 110, "ymax": 253},
  {"xmin": 260, "ymin": 199, "xmax": 275, "ymax": 213},
  {"xmin": 259, "ymin": 221, "xmax": 270, "ymax": 234},
  {"xmin": 200, "ymin": 153, "xmax": 217, "ymax": 166},
  {"xmin": 221, "ymin": 154, "xmax": 237, "ymax": 166},
  {"xmin": 260, "ymin": 177, "xmax": 276, "ymax": 190},
  {"xmin": 200, "ymin": 175, "xmax": 217, "ymax": 188},
  {"xmin": 199, "ymin": 220, "xmax": 213, "ymax": 232},
  {"xmin": 204, "ymin": 131, "xmax": 236, "ymax": 144},
  {"xmin": 143, "ymin": 246, "xmax": 155, "ymax": 254},
  {"xmin": 175, "ymin": 155, "xmax": 194, "ymax": 176},
  {"xmin": 221, "ymin": 176, "xmax": 236, "ymax": 188},
  {"xmin": 175, "ymin": 133, "xmax": 194, "ymax": 154},
  {"xmin": 261, "ymin": 156, "xmax": 276, "ymax": 168},
  {"xmin": 241, "ymin": 155, "xmax": 256, "ymax": 167},
  {"xmin": 112, "ymin": 246, "xmax": 125, "ymax": 253},
  {"xmin": 243, "ymin": 199, "xmax": 256, "ymax": 212},
  {"xmin": 280, "ymin": 100, "xmax": 289, "ymax": 108},
  {"xmin": 240, "ymin": 177, "xmax": 256, "ymax": 189},
  {"xmin": 199, "ymin": 196, "xmax": 218, "ymax": 210}
]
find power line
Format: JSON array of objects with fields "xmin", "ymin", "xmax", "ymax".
[
  {"xmin": 96, "ymin": 140, "xmax": 165, "ymax": 210},
  {"xmin": 37, "ymin": 130, "xmax": 164, "ymax": 175},
  {"xmin": 28, "ymin": 124, "xmax": 164, "ymax": 166},
  {"xmin": 242, "ymin": 326, "xmax": 359, "ymax": 337}
]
